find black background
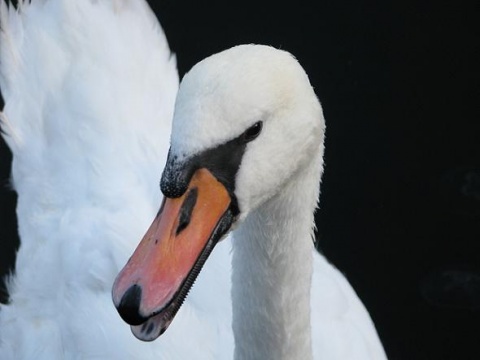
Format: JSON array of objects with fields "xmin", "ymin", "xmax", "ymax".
[{"xmin": 1, "ymin": 0, "xmax": 479, "ymax": 358}]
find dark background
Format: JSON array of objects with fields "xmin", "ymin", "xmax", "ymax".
[{"xmin": 1, "ymin": 0, "xmax": 479, "ymax": 358}]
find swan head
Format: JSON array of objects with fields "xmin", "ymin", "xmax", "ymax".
[{"xmin": 112, "ymin": 44, "xmax": 325, "ymax": 341}]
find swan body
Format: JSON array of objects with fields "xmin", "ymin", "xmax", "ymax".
[
  {"xmin": 0, "ymin": 0, "xmax": 386, "ymax": 359},
  {"xmin": 0, "ymin": 1, "xmax": 233, "ymax": 358}
]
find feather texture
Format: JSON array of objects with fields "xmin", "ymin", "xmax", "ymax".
[{"xmin": 0, "ymin": 1, "xmax": 233, "ymax": 359}]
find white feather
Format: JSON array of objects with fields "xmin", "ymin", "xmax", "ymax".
[{"xmin": 0, "ymin": 1, "xmax": 233, "ymax": 359}]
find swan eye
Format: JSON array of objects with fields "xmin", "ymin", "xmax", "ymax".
[{"xmin": 242, "ymin": 121, "xmax": 263, "ymax": 143}]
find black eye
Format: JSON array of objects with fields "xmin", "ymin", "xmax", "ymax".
[{"xmin": 242, "ymin": 121, "xmax": 263, "ymax": 143}]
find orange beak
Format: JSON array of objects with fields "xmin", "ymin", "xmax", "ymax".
[{"xmin": 112, "ymin": 168, "xmax": 234, "ymax": 341}]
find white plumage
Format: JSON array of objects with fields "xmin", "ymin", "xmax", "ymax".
[
  {"xmin": 0, "ymin": 1, "xmax": 232, "ymax": 358},
  {"xmin": 0, "ymin": 0, "xmax": 387, "ymax": 359}
]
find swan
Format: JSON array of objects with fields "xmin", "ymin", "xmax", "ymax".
[
  {"xmin": 112, "ymin": 43, "xmax": 388, "ymax": 359},
  {"xmin": 0, "ymin": 0, "xmax": 387, "ymax": 359}
]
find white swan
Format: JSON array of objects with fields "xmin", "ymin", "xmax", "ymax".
[
  {"xmin": 112, "ymin": 37, "xmax": 387, "ymax": 360},
  {"xmin": 0, "ymin": 0, "xmax": 386, "ymax": 359}
]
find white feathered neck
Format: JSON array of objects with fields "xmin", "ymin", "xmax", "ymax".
[{"xmin": 232, "ymin": 148, "xmax": 323, "ymax": 359}]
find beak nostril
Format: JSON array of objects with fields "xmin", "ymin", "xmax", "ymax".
[
  {"xmin": 176, "ymin": 187, "xmax": 198, "ymax": 235},
  {"xmin": 116, "ymin": 284, "xmax": 147, "ymax": 326}
]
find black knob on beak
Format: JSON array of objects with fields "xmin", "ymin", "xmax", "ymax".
[{"xmin": 116, "ymin": 284, "xmax": 147, "ymax": 326}]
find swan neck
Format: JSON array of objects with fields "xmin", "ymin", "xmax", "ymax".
[{"xmin": 231, "ymin": 152, "xmax": 322, "ymax": 360}]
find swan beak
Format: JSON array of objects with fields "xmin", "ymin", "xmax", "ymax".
[{"xmin": 112, "ymin": 168, "xmax": 233, "ymax": 341}]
